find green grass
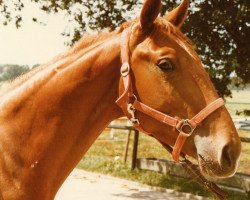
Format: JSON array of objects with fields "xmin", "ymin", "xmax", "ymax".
[{"xmin": 77, "ymin": 131, "xmax": 249, "ymax": 200}]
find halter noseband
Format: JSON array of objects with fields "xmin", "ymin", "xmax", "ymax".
[{"xmin": 116, "ymin": 28, "xmax": 225, "ymax": 162}]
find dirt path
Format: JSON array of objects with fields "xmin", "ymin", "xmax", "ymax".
[{"xmin": 55, "ymin": 169, "xmax": 206, "ymax": 200}]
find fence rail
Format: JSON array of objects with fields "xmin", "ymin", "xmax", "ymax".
[{"xmin": 136, "ymin": 158, "xmax": 250, "ymax": 194}]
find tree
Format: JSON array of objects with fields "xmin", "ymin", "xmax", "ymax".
[
  {"xmin": 1, "ymin": 0, "xmax": 249, "ymax": 97},
  {"xmin": 183, "ymin": 0, "xmax": 250, "ymax": 96},
  {"xmin": 0, "ymin": 64, "xmax": 30, "ymax": 82}
]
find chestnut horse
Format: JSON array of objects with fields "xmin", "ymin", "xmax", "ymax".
[{"xmin": 0, "ymin": 0, "xmax": 241, "ymax": 199}]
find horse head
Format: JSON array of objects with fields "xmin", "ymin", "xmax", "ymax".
[{"xmin": 117, "ymin": 0, "xmax": 241, "ymax": 178}]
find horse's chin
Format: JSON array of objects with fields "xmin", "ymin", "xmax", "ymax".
[
  {"xmin": 197, "ymin": 154, "xmax": 238, "ymax": 179},
  {"xmin": 193, "ymin": 133, "xmax": 240, "ymax": 180}
]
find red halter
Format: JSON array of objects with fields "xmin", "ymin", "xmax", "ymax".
[{"xmin": 116, "ymin": 28, "xmax": 225, "ymax": 162}]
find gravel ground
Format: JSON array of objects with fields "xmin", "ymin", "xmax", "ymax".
[{"xmin": 55, "ymin": 169, "xmax": 207, "ymax": 200}]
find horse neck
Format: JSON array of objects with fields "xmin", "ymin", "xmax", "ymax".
[{"xmin": 0, "ymin": 34, "xmax": 123, "ymax": 200}]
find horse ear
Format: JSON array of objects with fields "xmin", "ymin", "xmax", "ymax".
[
  {"xmin": 140, "ymin": 0, "xmax": 162, "ymax": 31},
  {"xmin": 165, "ymin": 0, "xmax": 189, "ymax": 29}
]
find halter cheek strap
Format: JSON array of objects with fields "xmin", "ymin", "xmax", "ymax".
[{"xmin": 116, "ymin": 28, "xmax": 225, "ymax": 162}]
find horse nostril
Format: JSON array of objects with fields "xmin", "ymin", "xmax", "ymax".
[{"xmin": 220, "ymin": 144, "xmax": 232, "ymax": 169}]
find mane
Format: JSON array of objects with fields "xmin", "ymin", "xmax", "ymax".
[{"xmin": 0, "ymin": 23, "xmax": 130, "ymax": 97}]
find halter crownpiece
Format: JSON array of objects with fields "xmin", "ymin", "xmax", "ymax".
[{"xmin": 116, "ymin": 28, "xmax": 225, "ymax": 162}]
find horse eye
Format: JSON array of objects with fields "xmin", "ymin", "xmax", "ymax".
[{"xmin": 157, "ymin": 59, "xmax": 174, "ymax": 71}]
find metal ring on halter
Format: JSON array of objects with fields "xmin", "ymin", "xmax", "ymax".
[
  {"xmin": 121, "ymin": 63, "xmax": 130, "ymax": 77},
  {"xmin": 176, "ymin": 119, "xmax": 196, "ymax": 136}
]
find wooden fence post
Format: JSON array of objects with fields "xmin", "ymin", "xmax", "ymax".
[
  {"xmin": 131, "ymin": 130, "xmax": 139, "ymax": 170},
  {"xmin": 123, "ymin": 130, "xmax": 131, "ymax": 163}
]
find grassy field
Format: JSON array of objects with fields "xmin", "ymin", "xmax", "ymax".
[{"xmin": 77, "ymin": 89, "xmax": 250, "ymax": 199}]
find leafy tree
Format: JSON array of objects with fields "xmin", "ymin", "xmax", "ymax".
[
  {"xmin": 0, "ymin": 0, "xmax": 249, "ymax": 97},
  {"xmin": 183, "ymin": 0, "xmax": 250, "ymax": 96},
  {"xmin": 0, "ymin": 64, "xmax": 30, "ymax": 82}
]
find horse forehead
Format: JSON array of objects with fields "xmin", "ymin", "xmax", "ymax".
[
  {"xmin": 141, "ymin": 36, "xmax": 197, "ymax": 64},
  {"xmin": 147, "ymin": 26, "xmax": 197, "ymax": 58}
]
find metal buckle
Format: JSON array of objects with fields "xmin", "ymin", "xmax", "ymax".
[
  {"xmin": 121, "ymin": 63, "xmax": 130, "ymax": 77},
  {"xmin": 176, "ymin": 119, "xmax": 195, "ymax": 136},
  {"xmin": 127, "ymin": 103, "xmax": 140, "ymax": 125}
]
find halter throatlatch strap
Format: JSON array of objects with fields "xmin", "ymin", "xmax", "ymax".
[
  {"xmin": 116, "ymin": 29, "xmax": 133, "ymax": 112},
  {"xmin": 116, "ymin": 28, "xmax": 225, "ymax": 162}
]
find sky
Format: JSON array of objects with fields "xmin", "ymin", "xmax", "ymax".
[
  {"xmin": 0, "ymin": 2, "xmax": 68, "ymax": 66},
  {"xmin": 0, "ymin": 1, "xmax": 140, "ymax": 67},
  {"xmin": 0, "ymin": 0, "xmax": 191, "ymax": 67}
]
